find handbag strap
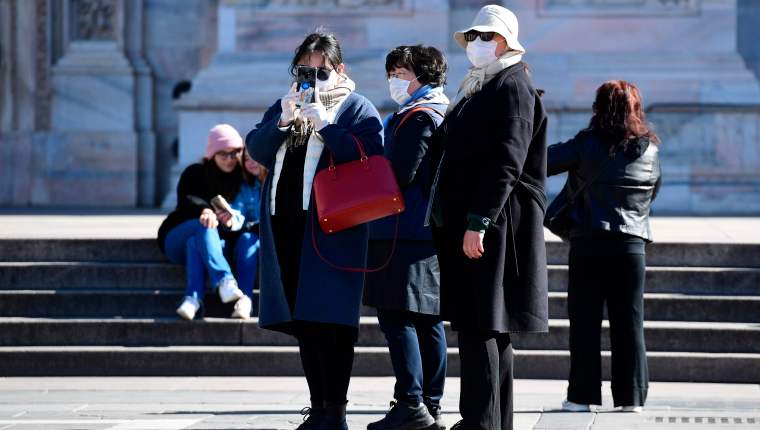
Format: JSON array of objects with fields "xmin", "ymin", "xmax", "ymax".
[
  {"xmin": 566, "ymin": 150, "xmax": 617, "ymax": 205},
  {"xmin": 310, "ymin": 201, "xmax": 400, "ymax": 273},
  {"xmin": 394, "ymin": 106, "xmax": 444, "ymax": 136},
  {"xmin": 310, "ymin": 134, "xmax": 400, "ymax": 273}
]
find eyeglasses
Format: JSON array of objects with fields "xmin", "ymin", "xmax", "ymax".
[
  {"xmin": 215, "ymin": 149, "xmax": 242, "ymax": 160},
  {"xmin": 463, "ymin": 31, "xmax": 496, "ymax": 42},
  {"xmin": 296, "ymin": 65, "xmax": 334, "ymax": 81}
]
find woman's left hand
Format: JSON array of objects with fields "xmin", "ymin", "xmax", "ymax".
[
  {"xmin": 301, "ymin": 87, "xmax": 330, "ymax": 130},
  {"xmin": 463, "ymin": 230, "xmax": 485, "ymax": 259}
]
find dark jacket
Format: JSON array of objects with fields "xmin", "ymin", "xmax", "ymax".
[
  {"xmin": 157, "ymin": 163, "xmax": 241, "ymax": 252},
  {"xmin": 246, "ymin": 92, "xmax": 383, "ymax": 330},
  {"xmin": 547, "ymin": 129, "xmax": 661, "ymax": 241},
  {"xmin": 370, "ymin": 103, "xmax": 446, "ymax": 241},
  {"xmin": 430, "ymin": 63, "xmax": 549, "ymax": 333},
  {"xmin": 364, "ymin": 102, "xmax": 446, "ymax": 315}
]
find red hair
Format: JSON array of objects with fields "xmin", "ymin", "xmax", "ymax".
[{"xmin": 589, "ymin": 80, "xmax": 659, "ymax": 148}]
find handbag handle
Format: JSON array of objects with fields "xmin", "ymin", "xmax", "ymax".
[{"xmin": 327, "ymin": 135, "xmax": 368, "ymax": 170}]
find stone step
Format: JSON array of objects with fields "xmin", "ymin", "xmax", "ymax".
[
  {"xmin": 0, "ymin": 345, "xmax": 757, "ymax": 383},
  {"xmin": 3, "ymin": 262, "xmax": 759, "ymax": 295},
  {"xmin": 2, "ymin": 239, "xmax": 759, "ymax": 268},
  {"xmin": 2, "ymin": 317, "xmax": 758, "ymax": 354},
  {"xmin": 2, "ymin": 289, "xmax": 758, "ymax": 323},
  {"xmin": 547, "ymin": 292, "xmax": 760, "ymax": 323}
]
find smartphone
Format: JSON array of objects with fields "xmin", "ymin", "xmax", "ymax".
[
  {"xmin": 210, "ymin": 195, "xmax": 232, "ymax": 214},
  {"xmin": 295, "ymin": 66, "xmax": 317, "ymax": 107}
]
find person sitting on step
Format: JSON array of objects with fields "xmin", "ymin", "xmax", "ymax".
[{"xmin": 157, "ymin": 124, "xmax": 259, "ymax": 320}]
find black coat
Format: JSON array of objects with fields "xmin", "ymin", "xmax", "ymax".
[
  {"xmin": 430, "ymin": 63, "xmax": 549, "ymax": 333},
  {"xmin": 157, "ymin": 163, "xmax": 242, "ymax": 252},
  {"xmin": 365, "ymin": 103, "xmax": 446, "ymax": 314},
  {"xmin": 547, "ymin": 130, "xmax": 661, "ymax": 241}
]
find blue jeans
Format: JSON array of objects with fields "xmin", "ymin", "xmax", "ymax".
[
  {"xmin": 376, "ymin": 308, "xmax": 447, "ymax": 406},
  {"xmin": 164, "ymin": 219, "xmax": 259, "ymax": 300}
]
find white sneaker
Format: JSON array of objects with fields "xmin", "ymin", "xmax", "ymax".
[
  {"xmin": 620, "ymin": 406, "xmax": 643, "ymax": 413},
  {"xmin": 176, "ymin": 296, "xmax": 200, "ymax": 320},
  {"xmin": 231, "ymin": 295, "xmax": 252, "ymax": 319},
  {"xmin": 562, "ymin": 399, "xmax": 591, "ymax": 412},
  {"xmin": 217, "ymin": 277, "xmax": 244, "ymax": 303}
]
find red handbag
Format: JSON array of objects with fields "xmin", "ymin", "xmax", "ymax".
[
  {"xmin": 311, "ymin": 135, "xmax": 404, "ymax": 273},
  {"xmin": 313, "ymin": 135, "xmax": 405, "ymax": 234}
]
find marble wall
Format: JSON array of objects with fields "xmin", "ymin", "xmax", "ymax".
[{"xmin": 2, "ymin": 0, "xmax": 759, "ymax": 213}]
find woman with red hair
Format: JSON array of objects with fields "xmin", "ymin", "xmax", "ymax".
[{"xmin": 547, "ymin": 80, "xmax": 661, "ymax": 413}]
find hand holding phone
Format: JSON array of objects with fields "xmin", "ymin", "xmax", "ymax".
[{"xmin": 296, "ymin": 66, "xmax": 317, "ymax": 107}]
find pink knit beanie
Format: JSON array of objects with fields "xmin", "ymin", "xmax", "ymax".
[{"xmin": 205, "ymin": 124, "xmax": 243, "ymax": 159}]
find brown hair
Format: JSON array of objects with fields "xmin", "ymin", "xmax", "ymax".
[
  {"xmin": 242, "ymin": 148, "xmax": 268, "ymax": 184},
  {"xmin": 589, "ymin": 80, "xmax": 659, "ymax": 152}
]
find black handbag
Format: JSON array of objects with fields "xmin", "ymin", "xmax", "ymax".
[{"xmin": 544, "ymin": 155, "xmax": 615, "ymax": 241}]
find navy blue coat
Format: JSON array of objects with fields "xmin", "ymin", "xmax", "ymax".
[
  {"xmin": 245, "ymin": 92, "xmax": 383, "ymax": 330},
  {"xmin": 370, "ymin": 103, "xmax": 447, "ymax": 241}
]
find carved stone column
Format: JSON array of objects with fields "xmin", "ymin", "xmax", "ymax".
[
  {"xmin": 46, "ymin": 0, "xmax": 139, "ymax": 206},
  {"xmin": 124, "ymin": 0, "xmax": 157, "ymax": 206}
]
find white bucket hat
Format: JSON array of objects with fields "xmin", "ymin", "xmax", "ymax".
[{"xmin": 454, "ymin": 5, "xmax": 525, "ymax": 53}]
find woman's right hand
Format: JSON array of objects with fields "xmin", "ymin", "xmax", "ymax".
[
  {"xmin": 279, "ymin": 83, "xmax": 299, "ymax": 127},
  {"xmin": 199, "ymin": 208, "xmax": 219, "ymax": 229}
]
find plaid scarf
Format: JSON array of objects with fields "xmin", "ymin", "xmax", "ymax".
[{"xmin": 287, "ymin": 75, "xmax": 356, "ymax": 150}]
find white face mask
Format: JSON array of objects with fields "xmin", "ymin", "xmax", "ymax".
[
  {"xmin": 388, "ymin": 77, "xmax": 413, "ymax": 105},
  {"xmin": 466, "ymin": 39, "xmax": 498, "ymax": 68},
  {"xmin": 316, "ymin": 70, "xmax": 338, "ymax": 91}
]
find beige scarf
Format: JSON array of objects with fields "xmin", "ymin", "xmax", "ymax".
[
  {"xmin": 287, "ymin": 74, "xmax": 356, "ymax": 150},
  {"xmin": 449, "ymin": 50, "xmax": 523, "ymax": 112}
]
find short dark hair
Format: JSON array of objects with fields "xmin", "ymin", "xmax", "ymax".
[
  {"xmin": 385, "ymin": 45, "xmax": 447, "ymax": 87},
  {"xmin": 290, "ymin": 30, "xmax": 343, "ymax": 77}
]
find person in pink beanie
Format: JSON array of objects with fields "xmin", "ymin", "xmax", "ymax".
[{"xmin": 157, "ymin": 124, "xmax": 259, "ymax": 320}]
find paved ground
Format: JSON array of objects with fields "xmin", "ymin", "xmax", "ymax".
[
  {"xmin": 1, "ymin": 211, "xmax": 759, "ymax": 243},
  {"xmin": 0, "ymin": 377, "xmax": 758, "ymax": 429}
]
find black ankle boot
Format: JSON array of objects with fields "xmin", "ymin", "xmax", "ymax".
[
  {"xmin": 367, "ymin": 400, "xmax": 435, "ymax": 430},
  {"xmin": 296, "ymin": 401, "xmax": 325, "ymax": 430},
  {"xmin": 315, "ymin": 401, "xmax": 348, "ymax": 430}
]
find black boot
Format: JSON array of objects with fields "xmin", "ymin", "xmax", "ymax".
[
  {"xmin": 296, "ymin": 401, "xmax": 325, "ymax": 430},
  {"xmin": 367, "ymin": 400, "xmax": 435, "ymax": 430},
  {"xmin": 315, "ymin": 401, "xmax": 348, "ymax": 430},
  {"xmin": 424, "ymin": 403, "xmax": 446, "ymax": 430}
]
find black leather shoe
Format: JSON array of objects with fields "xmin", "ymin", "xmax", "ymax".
[
  {"xmin": 425, "ymin": 403, "xmax": 446, "ymax": 430},
  {"xmin": 367, "ymin": 400, "xmax": 435, "ymax": 430},
  {"xmin": 296, "ymin": 402, "xmax": 325, "ymax": 430}
]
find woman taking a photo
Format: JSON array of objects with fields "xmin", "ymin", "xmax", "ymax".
[
  {"xmin": 364, "ymin": 44, "xmax": 450, "ymax": 430},
  {"xmin": 428, "ymin": 5, "xmax": 549, "ymax": 430},
  {"xmin": 246, "ymin": 31, "xmax": 383, "ymax": 430},
  {"xmin": 548, "ymin": 80, "xmax": 661, "ymax": 413},
  {"xmin": 157, "ymin": 124, "xmax": 259, "ymax": 320}
]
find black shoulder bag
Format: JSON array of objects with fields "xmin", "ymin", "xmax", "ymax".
[{"xmin": 544, "ymin": 154, "xmax": 616, "ymax": 241}]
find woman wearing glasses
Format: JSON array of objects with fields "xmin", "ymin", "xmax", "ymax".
[
  {"xmin": 246, "ymin": 31, "xmax": 383, "ymax": 430},
  {"xmin": 428, "ymin": 6, "xmax": 548, "ymax": 430},
  {"xmin": 364, "ymin": 45, "xmax": 450, "ymax": 430},
  {"xmin": 158, "ymin": 124, "xmax": 258, "ymax": 321}
]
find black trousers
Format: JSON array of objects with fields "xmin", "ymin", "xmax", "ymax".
[
  {"xmin": 567, "ymin": 248, "xmax": 649, "ymax": 407},
  {"xmin": 297, "ymin": 323, "xmax": 356, "ymax": 406},
  {"xmin": 458, "ymin": 331, "xmax": 513, "ymax": 430}
]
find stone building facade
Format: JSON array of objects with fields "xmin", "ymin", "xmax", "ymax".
[{"xmin": 1, "ymin": 0, "xmax": 760, "ymax": 214}]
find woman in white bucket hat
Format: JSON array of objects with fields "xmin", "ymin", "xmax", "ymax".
[{"xmin": 428, "ymin": 5, "xmax": 549, "ymax": 430}]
